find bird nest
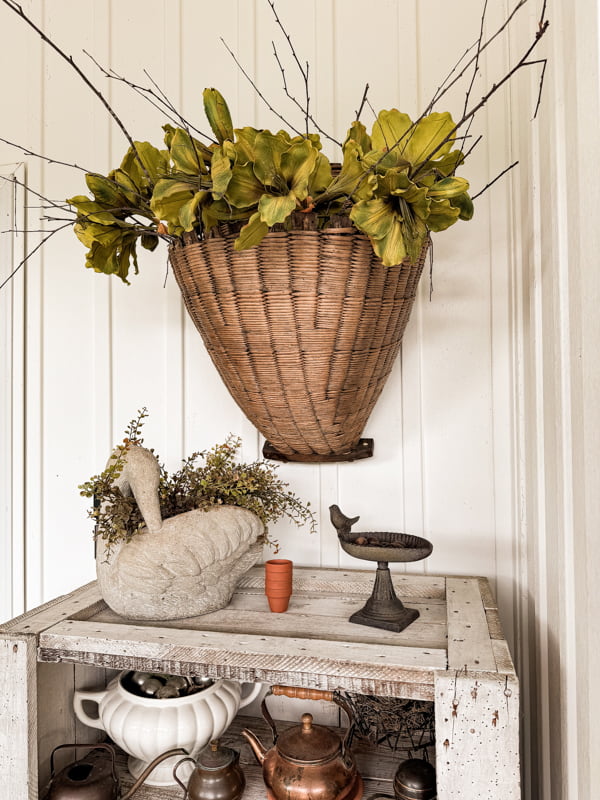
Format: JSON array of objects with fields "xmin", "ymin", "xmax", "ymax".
[{"xmin": 336, "ymin": 691, "xmax": 435, "ymax": 758}]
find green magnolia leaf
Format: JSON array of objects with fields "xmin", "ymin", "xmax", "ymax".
[
  {"xmin": 150, "ymin": 179, "xmax": 194, "ymax": 228},
  {"xmin": 371, "ymin": 109, "xmax": 413, "ymax": 155},
  {"xmin": 371, "ymin": 110, "xmax": 457, "ymax": 169},
  {"xmin": 344, "ymin": 121, "xmax": 372, "ymax": 155},
  {"xmin": 258, "ymin": 192, "xmax": 297, "ymax": 226},
  {"xmin": 201, "ymin": 199, "xmax": 252, "ymax": 229},
  {"xmin": 417, "ymin": 149, "xmax": 465, "ymax": 180},
  {"xmin": 233, "ymin": 127, "xmax": 260, "ymax": 164},
  {"xmin": 450, "ymin": 191, "xmax": 474, "ymax": 221},
  {"xmin": 180, "ymin": 191, "xmax": 207, "ymax": 231},
  {"xmin": 83, "ymin": 234, "xmax": 139, "ymax": 284},
  {"xmin": 234, "ymin": 211, "xmax": 269, "ymax": 250},
  {"xmin": 308, "ymin": 152, "xmax": 333, "ymax": 197},
  {"xmin": 351, "ymin": 198, "xmax": 407, "ymax": 266},
  {"xmin": 428, "ymin": 176, "xmax": 470, "ymax": 199},
  {"xmin": 350, "ymin": 197, "xmax": 394, "ymax": 241},
  {"xmin": 85, "ymin": 174, "xmax": 126, "ymax": 207},
  {"xmin": 315, "ymin": 141, "xmax": 373, "ymax": 205},
  {"xmin": 167, "ymin": 127, "xmax": 209, "ymax": 175},
  {"xmin": 210, "ymin": 145, "xmax": 234, "ymax": 199},
  {"xmin": 225, "ymin": 163, "xmax": 265, "ymax": 208},
  {"xmin": 73, "ymin": 222, "xmax": 124, "ymax": 248},
  {"xmin": 252, "ymin": 131, "xmax": 289, "ymax": 189},
  {"xmin": 426, "ymin": 198, "xmax": 461, "ymax": 232},
  {"xmin": 68, "ymin": 196, "xmax": 130, "ymax": 227},
  {"xmin": 110, "ymin": 168, "xmax": 147, "ymax": 206},
  {"xmin": 141, "ymin": 233, "xmax": 159, "ymax": 251},
  {"xmin": 203, "ymin": 88, "xmax": 234, "ymax": 144},
  {"xmin": 402, "ymin": 112, "xmax": 456, "ymax": 166},
  {"xmin": 120, "ymin": 142, "xmax": 169, "ymax": 188},
  {"xmin": 280, "ymin": 139, "xmax": 319, "ymax": 200}
]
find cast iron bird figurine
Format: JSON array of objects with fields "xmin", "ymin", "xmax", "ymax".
[{"xmin": 329, "ymin": 504, "xmax": 360, "ymax": 542}]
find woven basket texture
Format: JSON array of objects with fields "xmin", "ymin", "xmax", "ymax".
[{"xmin": 169, "ymin": 223, "xmax": 429, "ymax": 459}]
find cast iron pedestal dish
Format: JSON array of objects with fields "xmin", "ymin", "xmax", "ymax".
[{"xmin": 329, "ymin": 505, "xmax": 433, "ymax": 633}]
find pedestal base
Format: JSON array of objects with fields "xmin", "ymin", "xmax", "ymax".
[{"xmin": 348, "ymin": 562, "xmax": 420, "ymax": 633}]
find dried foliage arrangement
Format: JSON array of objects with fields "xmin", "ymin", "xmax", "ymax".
[
  {"xmin": 79, "ymin": 409, "xmax": 317, "ymax": 554},
  {"xmin": 0, "ymin": 0, "xmax": 548, "ymax": 289}
]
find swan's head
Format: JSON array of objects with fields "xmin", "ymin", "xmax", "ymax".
[{"xmin": 109, "ymin": 444, "xmax": 163, "ymax": 533}]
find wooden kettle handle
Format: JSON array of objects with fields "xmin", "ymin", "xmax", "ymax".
[{"xmin": 271, "ymin": 685, "xmax": 334, "ymax": 702}]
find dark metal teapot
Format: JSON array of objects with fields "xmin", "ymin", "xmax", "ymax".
[
  {"xmin": 44, "ymin": 743, "xmax": 186, "ymax": 800},
  {"xmin": 173, "ymin": 740, "xmax": 245, "ymax": 800},
  {"xmin": 241, "ymin": 685, "xmax": 363, "ymax": 800}
]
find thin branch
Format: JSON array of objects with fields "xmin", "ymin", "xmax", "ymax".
[
  {"xmin": 220, "ymin": 37, "xmax": 304, "ymax": 136},
  {"xmin": 266, "ymin": 0, "xmax": 310, "ymax": 135},
  {"xmin": 426, "ymin": 0, "xmax": 528, "ymax": 113},
  {"xmin": 83, "ymin": 50, "xmax": 215, "ymax": 144},
  {"xmin": 471, "ymin": 160, "xmax": 518, "ymax": 200},
  {"xmin": 271, "ymin": 42, "xmax": 342, "ymax": 147},
  {"xmin": 463, "ymin": 0, "xmax": 488, "ymax": 118},
  {"xmin": 0, "ymin": 0, "xmax": 152, "ymax": 186},
  {"xmin": 460, "ymin": 0, "xmax": 488, "ymax": 151},
  {"xmin": 355, "ymin": 84, "xmax": 370, "ymax": 121},
  {"xmin": 0, "ymin": 135, "xmax": 92, "ymax": 174},
  {"xmin": 523, "ymin": 58, "xmax": 547, "ymax": 118},
  {"xmin": 0, "ymin": 223, "xmax": 71, "ymax": 290}
]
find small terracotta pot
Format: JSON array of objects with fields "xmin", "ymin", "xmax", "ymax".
[
  {"xmin": 267, "ymin": 595, "xmax": 290, "ymax": 613},
  {"xmin": 265, "ymin": 559, "xmax": 293, "ymax": 574},
  {"xmin": 265, "ymin": 559, "xmax": 292, "ymax": 613}
]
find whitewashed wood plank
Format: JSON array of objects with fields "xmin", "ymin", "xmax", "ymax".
[
  {"xmin": 88, "ymin": 595, "xmax": 448, "ymax": 650},
  {"xmin": 435, "ymin": 671, "xmax": 520, "ymax": 800},
  {"xmin": 239, "ymin": 565, "xmax": 447, "ymax": 599},
  {"xmin": 38, "ymin": 619, "xmax": 444, "ymax": 699},
  {"xmin": 0, "ymin": 634, "xmax": 38, "ymax": 800},
  {"xmin": 478, "ymin": 577, "xmax": 498, "ymax": 610},
  {"xmin": 446, "ymin": 577, "xmax": 496, "ymax": 672},
  {"xmin": 0, "ymin": 582, "xmax": 103, "ymax": 634},
  {"xmin": 485, "ymin": 608, "xmax": 505, "ymax": 641},
  {"xmin": 36, "ymin": 662, "xmax": 76, "ymax": 793},
  {"xmin": 491, "ymin": 640, "xmax": 516, "ymax": 677}
]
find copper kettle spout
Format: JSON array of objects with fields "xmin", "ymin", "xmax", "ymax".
[{"xmin": 240, "ymin": 728, "xmax": 268, "ymax": 765}]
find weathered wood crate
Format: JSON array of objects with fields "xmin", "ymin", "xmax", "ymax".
[{"xmin": 0, "ymin": 567, "xmax": 519, "ymax": 799}]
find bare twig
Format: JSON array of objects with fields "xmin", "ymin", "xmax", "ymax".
[
  {"xmin": 220, "ymin": 37, "xmax": 304, "ymax": 136},
  {"xmin": 524, "ymin": 58, "xmax": 547, "ymax": 118},
  {"xmin": 0, "ymin": 223, "xmax": 71, "ymax": 290},
  {"xmin": 341, "ymin": 1, "xmax": 548, "ymax": 211},
  {"xmin": 355, "ymin": 84, "xmax": 370, "ymax": 121},
  {"xmin": 460, "ymin": 0, "xmax": 488, "ymax": 151},
  {"xmin": 271, "ymin": 42, "xmax": 342, "ymax": 146},
  {"xmin": 83, "ymin": 49, "xmax": 215, "ymax": 145},
  {"xmin": 0, "ymin": 0, "xmax": 153, "ymax": 185},
  {"xmin": 426, "ymin": 0, "xmax": 528, "ymax": 114},
  {"xmin": 0, "ymin": 135, "xmax": 93, "ymax": 174},
  {"xmin": 471, "ymin": 160, "xmax": 519, "ymax": 200},
  {"xmin": 463, "ymin": 0, "xmax": 488, "ymax": 118},
  {"xmin": 266, "ymin": 0, "xmax": 310, "ymax": 135}
]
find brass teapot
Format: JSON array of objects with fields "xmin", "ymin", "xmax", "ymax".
[
  {"xmin": 241, "ymin": 686, "xmax": 363, "ymax": 800},
  {"xmin": 172, "ymin": 740, "xmax": 246, "ymax": 800}
]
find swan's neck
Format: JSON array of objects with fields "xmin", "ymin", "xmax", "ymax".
[{"xmin": 113, "ymin": 446, "xmax": 163, "ymax": 534}]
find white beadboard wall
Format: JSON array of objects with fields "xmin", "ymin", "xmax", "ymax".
[{"xmin": 1, "ymin": 1, "xmax": 597, "ymax": 799}]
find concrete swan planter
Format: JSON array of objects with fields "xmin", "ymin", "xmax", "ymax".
[{"xmin": 96, "ymin": 445, "xmax": 263, "ymax": 620}]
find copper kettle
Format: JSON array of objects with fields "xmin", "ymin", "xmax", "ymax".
[
  {"xmin": 44, "ymin": 743, "xmax": 186, "ymax": 800},
  {"xmin": 241, "ymin": 685, "xmax": 363, "ymax": 800}
]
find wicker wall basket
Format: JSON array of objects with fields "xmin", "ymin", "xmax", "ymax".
[{"xmin": 169, "ymin": 219, "xmax": 429, "ymax": 462}]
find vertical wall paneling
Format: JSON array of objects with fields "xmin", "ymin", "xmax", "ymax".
[
  {"xmin": 4, "ymin": 3, "xmax": 598, "ymax": 796},
  {"xmin": 0, "ymin": 165, "xmax": 25, "ymax": 620}
]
